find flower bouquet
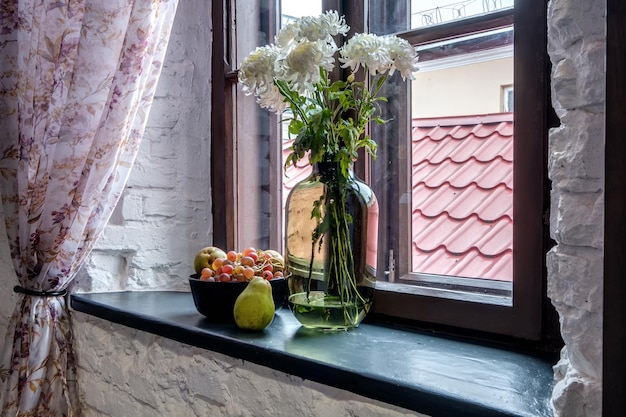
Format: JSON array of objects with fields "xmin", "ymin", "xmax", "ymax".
[{"xmin": 239, "ymin": 10, "xmax": 418, "ymax": 329}]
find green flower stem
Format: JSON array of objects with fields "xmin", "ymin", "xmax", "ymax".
[
  {"xmin": 306, "ymin": 169, "xmax": 368, "ymax": 326},
  {"xmin": 330, "ymin": 194, "xmax": 356, "ymax": 323},
  {"xmin": 275, "ymin": 79, "xmax": 309, "ymax": 124}
]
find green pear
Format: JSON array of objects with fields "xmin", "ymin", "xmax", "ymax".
[{"xmin": 233, "ymin": 277, "xmax": 275, "ymax": 331}]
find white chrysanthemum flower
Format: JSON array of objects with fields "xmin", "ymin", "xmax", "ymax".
[
  {"xmin": 239, "ymin": 45, "xmax": 279, "ymax": 94},
  {"xmin": 256, "ymin": 83, "xmax": 286, "ymax": 112},
  {"xmin": 276, "ymin": 21, "xmax": 299, "ymax": 48},
  {"xmin": 339, "ymin": 33, "xmax": 393, "ymax": 76},
  {"xmin": 298, "ymin": 10, "xmax": 349, "ymax": 43},
  {"xmin": 321, "ymin": 10, "xmax": 350, "ymax": 37},
  {"xmin": 384, "ymin": 36, "xmax": 419, "ymax": 80},
  {"xmin": 297, "ymin": 15, "xmax": 328, "ymax": 42},
  {"xmin": 280, "ymin": 41, "xmax": 335, "ymax": 92},
  {"xmin": 239, "ymin": 45, "xmax": 285, "ymax": 112}
]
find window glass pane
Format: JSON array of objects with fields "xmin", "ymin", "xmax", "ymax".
[
  {"xmin": 410, "ymin": 28, "xmax": 513, "ymax": 282},
  {"xmin": 412, "ymin": 28, "xmax": 513, "ymax": 117},
  {"xmin": 282, "ymin": 1, "xmax": 322, "ymax": 22},
  {"xmin": 411, "ymin": 0, "xmax": 514, "ymax": 28},
  {"xmin": 235, "ymin": 0, "xmax": 320, "ymax": 251},
  {"xmin": 369, "ymin": 1, "xmax": 514, "ymax": 290},
  {"xmin": 234, "ymin": 1, "xmax": 278, "ymax": 250},
  {"xmin": 272, "ymin": 2, "xmax": 514, "ymax": 287},
  {"xmin": 280, "ymin": 1, "xmax": 322, "ymax": 241}
]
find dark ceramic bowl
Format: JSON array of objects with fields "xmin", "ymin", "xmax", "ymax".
[{"xmin": 188, "ymin": 275, "xmax": 287, "ymax": 322}]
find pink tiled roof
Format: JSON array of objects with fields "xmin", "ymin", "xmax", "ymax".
[
  {"xmin": 412, "ymin": 113, "xmax": 513, "ymax": 281},
  {"xmin": 281, "ymin": 112, "xmax": 513, "ymax": 282}
]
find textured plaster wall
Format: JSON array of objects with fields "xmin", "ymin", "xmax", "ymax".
[
  {"xmin": 73, "ymin": 312, "xmax": 424, "ymax": 417},
  {"xmin": 0, "ymin": 0, "xmax": 607, "ymax": 416},
  {"xmin": 546, "ymin": 0, "xmax": 605, "ymax": 416}
]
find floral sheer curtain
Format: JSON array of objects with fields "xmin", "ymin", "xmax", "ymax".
[{"xmin": 0, "ymin": 0, "xmax": 179, "ymax": 415}]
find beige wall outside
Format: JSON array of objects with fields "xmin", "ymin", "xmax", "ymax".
[{"xmin": 411, "ymin": 56, "xmax": 514, "ymax": 118}]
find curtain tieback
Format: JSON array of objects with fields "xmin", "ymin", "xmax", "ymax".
[{"xmin": 13, "ymin": 285, "xmax": 68, "ymax": 297}]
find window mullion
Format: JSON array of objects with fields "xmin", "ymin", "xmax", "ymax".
[{"xmin": 211, "ymin": 0, "xmax": 236, "ymax": 250}]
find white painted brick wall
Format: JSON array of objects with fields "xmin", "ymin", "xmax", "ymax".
[
  {"xmin": 547, "ymin": 0, "xmax": 605, "ymax": 416},
  {"xmin": 0, "ymin": 0, "xmax": 607, "ymax": 415},
  {"xmin": 72, "ymin": 0, "xmax": 213, "ymax": 294}
]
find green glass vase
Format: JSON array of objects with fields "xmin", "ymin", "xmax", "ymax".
[{"xmin": 284, "ymin": 161, "xmax": 379, "ymax": 330}]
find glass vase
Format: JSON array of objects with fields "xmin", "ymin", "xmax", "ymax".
[{"xmin": 284, "ymin": 161, "xmax": 378, "ymax": 330}]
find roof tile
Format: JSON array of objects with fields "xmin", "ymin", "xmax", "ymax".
[
  {"xmin": 411, "ymin": 113, "xmax": 514, "ymax": 281},
  {"xmin": 412, "ymin": 125, "xmax": 512, "ymax": 164},
  {"xmin": 413, "ymin": 157, "xmax": 513, "ymax": 189},
  {"xmin": 412, "ymin": 247, "xmax": 512, "ymax": 281},
  {"xmin": 412, "ymin": 212, "xmax": 512, "ymax": 256},
  {"xmin": 413, "ymin": 183, "xmax": 512, "ymax": 221},
  {"xmin": 455, "ymin": 250, "xmax": 512, "ymax": 280}
]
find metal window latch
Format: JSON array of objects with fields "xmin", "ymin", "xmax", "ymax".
[{"xmin": 384, "ymin": 250, "xmax": 396, "ymax": 282}]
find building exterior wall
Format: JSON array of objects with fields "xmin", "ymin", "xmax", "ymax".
[
  {"xmin": 0, "ymin": 0, "xmax": 606, "ymax": 416},
  {"xmin": 411, "ymin": 56, "xmax": 513, "ymax": 117}
]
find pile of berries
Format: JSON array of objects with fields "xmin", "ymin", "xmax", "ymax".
[{"xmin": 199, "ymin": 247, "xmax": 284, "ymax": 282}]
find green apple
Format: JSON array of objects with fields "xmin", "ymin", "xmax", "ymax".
[{"xmin": 193, "ymin": 246, "xmax": 227, "ymax": 274}]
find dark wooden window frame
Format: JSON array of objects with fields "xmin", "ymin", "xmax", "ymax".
[
  {"xmin": 361, "ymin": 0, "xmax": 558, "ymax": 346},
  {"xmin": 211, "ymin": 0, "xmax": 235, "ymax": 250},
  {"xmin": 211, "ymin": 0, "xmax": 559, "ymax": 347}
]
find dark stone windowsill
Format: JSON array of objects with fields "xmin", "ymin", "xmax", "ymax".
[{"xmin": 70, "ymin": 291, "xmax": 554, "ymax": 417}]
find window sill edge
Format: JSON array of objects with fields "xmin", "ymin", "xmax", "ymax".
[{"xmin": 70, "ymin": 291, "xmax": 553, "ymax": 417}]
